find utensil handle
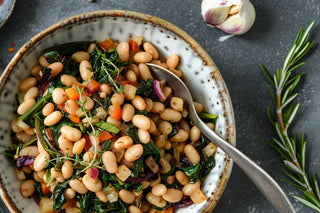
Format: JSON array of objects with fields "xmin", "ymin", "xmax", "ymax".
[{"xmin": 194, "ymin": 117, "xmax": 296, "ymax": 213}]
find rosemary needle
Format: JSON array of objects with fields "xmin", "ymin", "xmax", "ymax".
[{"xmin": 261, "ymin": 21, "xmax": 320, "ymax": 212}]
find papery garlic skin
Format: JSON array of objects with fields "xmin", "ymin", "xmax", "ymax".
[{"xmin": 201, "ymin": 0, "xmax": 256, "ymax": 35}]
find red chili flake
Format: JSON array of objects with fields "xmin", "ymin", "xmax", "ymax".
[
  {"xmin": 0, "ymin": 0, "xmax": 3, "ymax": 6},
  {"xmin": 61, "ymin": 56, "xmax": 66, "ymax": 63},
  {"xmin": 8, "ymin": 42, "xmax": 15, "ymax": 52}
]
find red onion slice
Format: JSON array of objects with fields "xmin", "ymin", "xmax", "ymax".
[
  {"xmin": 89, "ymin": 167, "xmax": 99, "ymax": 180},
  {"xmin": 154, "ymin": 80, "xmax": 166, "ymax": 101}
]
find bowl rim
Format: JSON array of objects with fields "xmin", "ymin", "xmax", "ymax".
[{"xmin": 0, "ymin": 10, "xmax": 236, "ymax": 213}]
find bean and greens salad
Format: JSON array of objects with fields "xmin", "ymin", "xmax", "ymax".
[{"xmin": 5, "ymin": 36, "xmax": 219, "ymax": 213}]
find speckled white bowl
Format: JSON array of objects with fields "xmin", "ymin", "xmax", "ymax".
[{"xmin": 0, "ymin": 10, "xmax": 235, "ymax": 213}]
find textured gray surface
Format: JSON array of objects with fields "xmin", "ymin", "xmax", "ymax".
[{"xmin": 0, "ymin": 0, "xmax": 320, "ymax": 212}]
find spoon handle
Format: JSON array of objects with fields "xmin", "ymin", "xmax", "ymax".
[{"xmin": 194, "ymin": 116, "xmax": 295, "ymax": 213}]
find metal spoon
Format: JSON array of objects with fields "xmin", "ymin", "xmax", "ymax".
[{"xmin": 146, "ymin": 63, "xmax": 295, "ymax": 213}]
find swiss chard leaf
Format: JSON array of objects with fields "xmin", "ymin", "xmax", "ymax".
[
  {"xmin": 93, "ymin": 122, "xmax": 120, "ymax": 134},
  {"xmin": 167, "ymin": 121, "xmax": 179, "ymax": 139},
  {"xmin": 4, "ymin": 149, "xmax": 15, "ymax": 163},
  {"xmin": 182, "ymin": 163, "xmax": 201, "ymax": 183},
  {"xmin": 43, "ymin": 51, "xmax": 63, "ymax": 63},
  {"xmin": 42, "ymin": 42, "xmax": 91, "ymax": 58},
  {"xmin": 126, "ymin": 123, "xmax": 139, "ymax": 143},
  {"xmin": 91, "ymin": 47, "xmax": 130, "ymax": 85},
  {"xmin": 136, "ymin": 78, "xmax": 159, "ymax": 100},
  {"xmin": 53, "ymin": 182, "xmax": 68, "ymax": 210},
  {"xmin": 79, "ymin": 192, "xmax": 95, "ymax": 213},
  {"xmin": 18, "ymin": 94, "xmax": 52, "ymax": 127},
  {"xmin": 199, "ymin": 111, "xmax": 218, "ymax": 124},
  {"xmin": 143, "ymin": 142, "xmax": 161, "ymax": 162},
  {"xmin": 199, "ymin": 156, "xmax": 215, "ymax": 180}
]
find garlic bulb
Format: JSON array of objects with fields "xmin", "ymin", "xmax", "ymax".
[{"xmin": 201, "ymin": 0, "xmax": 256, "ymax": 35}]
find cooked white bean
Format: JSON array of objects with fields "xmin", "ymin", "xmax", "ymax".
[
  {"xmin": 190, "ymin": 126, "xmax": 201, "ymax": 142},
  {"xmin": 52, "ymin": 88, "xmax": 68, "ymax": 104},
  {"xmin": 83, "ymin": 96, "xmax": 95, "ymax": 111},
  {"xmin": 162, "ymin": 188, "xmax": 183, "ymax": 203},
  {"xmin": 151, "ymin": 102, "xmax": 164, "ymax": 114},
  {"xmin": 33, "ymin": 152, "xmax": 50, "ymax": 172},
  {"xmin": 176, "ymin": 171, "xmax": 189, "ymax": 185},
  {"xmin": 111, "ymin": 92, "xmax": 125, "ymax": 105},
  {"xmin": 123, "ymin": 84, "xmax": 137, "ymax": 100},
  {"xmin": 72, "ymin": 51, "xmax": 90, "ymax": 63},
  {"xmin": 19, "ymin": 77, "xmax": 37, "ymax": 92},
  {"xmin": 24, "ymin": 87, "xmax": 38, "ymax": 101},
  {"xmin": 119, "ymin": 189, "xmax": 135, "ymax": 204},
  {"xmin": 151, "ymin": 184, "xmax": 167, "ymax": 196},
  {"xmin": 114, "ymin": 136, "xmax": 133, "ymax": 150},
  {"xmin": 82, "ymin": 174, "xmax": 102, "ymax": 192},
  {"xmin": 184, "ymin": 144, "xmax": 200, "ymax": 164},
  {"xmin": 158, "ymin": 121, "xmax": 172, "ymax": 135},
  {"xmin": 42, "ymin": 102, "xmax": 55, "ymax": 116},
  {"xmin": 69, "ymin": 179, "xmax": 88, "ymax": 194},
  {"xmin": 122, "ymin": 104, "xmax": 135, "ymax": 122},
  {"xmin": 132, "ymin": 95, "xmax": 146, "ymax": 110},
  {"xmin": 79, "ymin": 60, "xmax": 93, "ymax": 81},
  {"xmin": 65, "ymin": 99, "xmax": 80, "ymax": 116},
  {"xmin": 73, "ymin": 138, "xmax": 86, "ymax": 155},
  {"xmin": 95, "ymin": 190, "xmax": 108, "ymax": 203},
  {"xmin": 62, "ymin": 160, "xmax": 74, "ymax": 179},
  {"xmin": 138, "ymin": 63, "xmax": 153, "ymax": 81},
  {"xmin": 102, "ymin": 151, "xmax": 118, "ymax": 173},
  {"xmin": 132, "ymin": 115, "xmax": 151, "ymax": 131},
  {"xmin": 194, "ymin": 102, "xmax": 204, "ymax": 114},
  {"xmin": 59, "ymin": 137, "xmax": 74, "ymax": 157},
  {"xmin": 61, "ymin": 75, "xmax": 79, "ymax": 87},
  {"xmin": 166, "ymin": 54, "xmax": 180, "ymax": 69},
  {"xmin": 143, "ymin": 42, "xmax": 159, "ymax": 60},
  {"xmin": 30, "ymin": 64, "xmax": 42, "ymax": 77},
  {"xmin": 19, "ymin": 146, "xmax": 39, "ymax": 157},
  {"xmin": 17, "ymin": 99, "xmax": 36, "ymax": 115},
  {"xmin": 61, "ymin": 126, "xmax": 82, "ymax": 141},
  {"xmin": 100, "ymin": 84, "xmax": 112, "ymax": 94},
  {"xmin": 48, "ymin": 62, "xmax": 64, "ymax": 77},
  {"xmin": 124, "ymin": 144, "xmax": 143, "ymax": 162},
  {"xmin": 159, "ymin": 157, "xmax": 171, "ymax": 174},
  {"xmin": 125, "ymin": 70, "xmax": 137, "ymax": 82},
  {"xmin": 182, "ymin": 182, "xmax": 200, "ymax": 196},
  {"xmin": 11, "ymin": 118, "xmax": 23, "ymax": 133},
  {"xmin": 190, "ymin": 188, "xmax": 206, "ymax": 204},
  {"xmin": 160, "ymin": 109, "xmax": 182, "ymax": 122},
  {"xmin": 20, "ymin": 179, "xmax": 36, "ymax": 197},
  {"xmin": 128, "ymin": 205, "xmax": 142, "ymax": 213},
  {"xmin": 64, "ymin": 188, "xmax": 76, "ymax": 199},
  {"xmin": 116, "ymin": 42, "xmax": 130, "ymax": 61},
  {"xmin": 87, "ymin": 43, "xmax": 97, "ymax": 54},
  {"xmin": 44, "ymin": 111, "xmax": 62, "ymax": 126},
  {"xmin": 138, "ymin": 129, "xmax": 150, "ymax": 144},
  {"xmin": 146, "ymin": 192, "xmax": 167, "ymax": 208},
  {"xmin": 144, "ymin": 98, "xmax": 153, "ymax": 112},
  {"xmin": 106, "ymin": 116, "xmax": 122, "ymax": 128},
  {"xmin": 38, "ymin": 56, "xmax": 50, "ymax": 67},
  {"xmin": 170, "ymin": 129, "xmax": 189, "ymax": 142},
  {"xmin": 134, "ymin": 52, "xmax": 153, "ymax": 63}
]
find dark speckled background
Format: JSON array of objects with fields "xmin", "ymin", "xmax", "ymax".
[{"xmin": 1, "ymin": 0, "xmax": 320, "ymax": 212}]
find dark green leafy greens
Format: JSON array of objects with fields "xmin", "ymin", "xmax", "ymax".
[{"xmin": 53, "ymin": 182, "xmax": 68, "ymax": 210}]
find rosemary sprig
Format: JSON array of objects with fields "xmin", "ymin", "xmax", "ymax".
[{"xmin": 261, "ymin": 21, "xmax": 320, "ymax": 211}]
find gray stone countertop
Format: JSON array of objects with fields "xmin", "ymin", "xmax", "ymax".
[{"xmin": 0, "ymin": 0, "xmax": 320, "ymax": 212}]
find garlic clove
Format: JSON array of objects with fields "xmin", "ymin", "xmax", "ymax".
[
  {"xmin": 201, "ymin": 0, "xmax": 256, "ymax": 35},
  {"xmin": 202, "ymin": 6, "xmax": 230, "ymax": 26}
]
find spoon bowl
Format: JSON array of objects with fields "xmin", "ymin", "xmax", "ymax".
[{"xmin": 146, "ymin": 63, "xmax": 296, "ymax": 213}]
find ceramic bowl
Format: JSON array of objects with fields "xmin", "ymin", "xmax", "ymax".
[
  {"xmin": 0, "ymin": 0, "xmax": 16, "ymax": 29},
  {"xmin": 0, "ymin": 10, "xmax": 236, "ymax": 213}
]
